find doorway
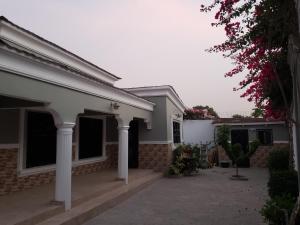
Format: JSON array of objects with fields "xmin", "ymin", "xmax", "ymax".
[
  {"xmin": 231, "ymin": 129, "xmax": 249, "ymax": 167},
  {"xmin": 128, "ymin": 120, "xmax": 139, "ymax": 168}
]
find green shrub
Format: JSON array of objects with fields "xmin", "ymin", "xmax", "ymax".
[
  {"xmin": 268, "ymin": 149, "xmax": 289, "ymax": 171},
  {"xmin": 231, "ymin": 143, "xmax": 249, "ymax": 167},
  {"xmin": 248, "ymin": 139, "xmax": 260, "ymax": 157},
  {"xmin": 261, "ymin": 194, "xmax": 296, "ymax": 225},
  {"xmin": 231, "ymin": 143, "xmax": 243, "ymax": 161},
  {"xmin": 166, "ymin": 144, "xmax": 202, "ymax": 177},
  {"xmin": 216, "ymin": 125, "xmax": 232, "ymax": 159},
  {"xmin": 165, "ymin": 164, "xmax": 182, "ymax": 176},
  {"xmin": 268, "ymin": 170, "xmax": 299, "ymax": 199}
]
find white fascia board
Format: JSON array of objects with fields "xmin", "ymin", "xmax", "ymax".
[
  {"xmin": 0, "ymin": 20, "xmax": 119, "ymax": 85},
  {"xmin": 125, "ymin": 86, "xmax": 187, "ymax": 113},
  {"xmin": 214, "ymin": 122, "xmax": 285, "ymax": 126},
  {"xmin": 0, "ymin": 49, "xmax": 154, "ymax": 111}
]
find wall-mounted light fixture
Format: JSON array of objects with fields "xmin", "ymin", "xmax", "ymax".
[
  {"xmin": 175, "ymin": 113, "xmax": 181, "ymax": 118},
  {"xmin": 111, "ymin": 102, "xmax": 120, "ymax": 110}
]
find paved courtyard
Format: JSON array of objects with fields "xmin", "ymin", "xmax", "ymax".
[{"xmin": 84, "ymin": 167, "xmax": 268, "ymax": 225}]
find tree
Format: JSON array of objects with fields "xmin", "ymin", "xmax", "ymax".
[
  {"xmin": 231, "ymin": 143, "xmax": 244, "ymax": 177},
  {"xmin": 184, "ymin": 105, "xmax": 218, "ymax": 120},
  {"xmin": 232, "ymin": 114, "xmax": 245, "ymax": 119},
  {"xmin": 193, "ymin": 105, "xmax": 219, "ymax": 118},
  {"xmin": 251, "ymin": 108, "xmax": 264, "ymax": 118},
  {"xmin": 200, "ymin": 0, "xmax": 298, "ymax": 119}
]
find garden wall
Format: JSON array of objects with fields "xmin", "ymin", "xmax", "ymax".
[{"xmin": 183, "ymin": 120, "xmax": 215, "ymax": 147}]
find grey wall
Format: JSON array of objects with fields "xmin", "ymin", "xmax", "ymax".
[
  {"xmin": 139, "ymin": 96, "xmax": 168, "ymax": 142},
  {"xmin": 183, "ymin": 120, "xmax": 215, "ymax": 147},
  {"xmin": 272, "ymin": 124, "xmax": 289, "ymax": 141},
  {"xmin": 0, "ymin": 109, "xmax": 19, "ymax": 143},
  {"xmin": 106, "ymin": 116, "xmax": 118, "ymax": 142}
]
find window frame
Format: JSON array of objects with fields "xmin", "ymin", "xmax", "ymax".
[
  {"xmin": 172, "ymin": 121, "xmax": 181, "ymax": 144},
  {"xmin": 256, "ymin": 129, "xmax": 273, "ymax": 146},
  {"xmin": 171, "ymin": 115, "xmax": 183, "ymax": 149},
  {"xmin": 75, "ymin": 115, "xmax": 107, "ymax": 165},
  {"xmin": 18, "ymin": 110, "xmax": 108, "ymax": 176},
  {"xmin": 18, "ymin": 108, "xmax": 57, "ymax": 176}
]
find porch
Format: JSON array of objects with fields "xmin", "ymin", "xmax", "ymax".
[{"xmin": 0, "ymin": 169, "xmax": 161, "ymax": 225}]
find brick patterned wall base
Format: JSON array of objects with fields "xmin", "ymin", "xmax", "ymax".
[
  {"xmin": 250, "ymin": 143, "xmax": 289, "ymax": 168},
  {"xmin": 0, "ymin": 144, "xmax": 118, "ymax": 196},
  {"xmin": 0, "ymin": 148, "xmax": 55, "ymax": 196},
  {"xmin": 217, "ymin": 145, "xmax": 231, "ymax": 162},
  {"xmin": 73, "ymin": 144, "xmax": 118, "ymax": 176},
  {"xmin": 139, "ymin": 144, "xmax": 173, "ymax": 172}
]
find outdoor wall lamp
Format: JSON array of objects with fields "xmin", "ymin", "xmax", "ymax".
[
  {"xmin": 175, "ymin": 113, "xmax": 181, "ymax": 118},
  {"xmin": 111, "ymin": 102, "xmax": 120, "ymax": 110}
]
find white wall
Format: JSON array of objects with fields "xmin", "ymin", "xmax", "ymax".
[{"xmin": 183, "ymin": 120, "xmax": 215, "ymax": 148}]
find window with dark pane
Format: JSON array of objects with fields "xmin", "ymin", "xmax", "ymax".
[
  {"xmin": 173, "ymin": 121, "xmax": 181, "ymax": 144},
  {"xmin": 257, "ymin": 129, "xmax": 273, "ymax": 145},
  {"xmin": 26, "ymin": 111, "xmax": 57, "ymax": 168},
  {"xmin": 79, "ymin": 117, "xmax": 103, "ymax": 159}
]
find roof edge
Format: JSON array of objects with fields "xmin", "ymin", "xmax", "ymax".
[
  {"xmin": 0, "ymin": 16, "xmax": 121, "ymax": 84},
  {"xmin": 124, "ymin": 85, "xmax": 187, "ymax": 112}
]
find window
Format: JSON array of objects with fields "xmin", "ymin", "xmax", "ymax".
[
  {"xmin": 257, "ymin": 129, "xmax": 273, "ymax": 145},
  {"xmin": 79, "ymin": 117, "xmax": 103, "ymax": 159},
  {"xmin": 173, "ymin": 121, "xmax": 181, "ymax": 144},
  {"xmin": 25, "ymin": 111, "xmax": 57, "ymax": 168}
]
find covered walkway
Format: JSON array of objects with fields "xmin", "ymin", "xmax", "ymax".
[{"xmin": 0, "ymin": 169, "xmax": 159, "ymax": 225}]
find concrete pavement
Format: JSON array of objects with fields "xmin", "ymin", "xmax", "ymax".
[{"xmin": 84, "ymin": 167, "xmax": 268, "ymax": 225}]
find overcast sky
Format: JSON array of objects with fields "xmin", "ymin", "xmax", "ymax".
[{"xmin": 0, "ymin": 0, "xmax": 254, "ymax": 116}]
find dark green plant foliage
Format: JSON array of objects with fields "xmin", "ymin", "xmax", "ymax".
[
  {"xmin": 251, "ymin": 108, "xmax": 264, "ymax": 118},
  {"xmin": 216, "ymin": 126, "xmax": 260, "ymax": 167},
  {"xmin": 248, "ymin": 139, "xmax": 260, "ymax": 157},
  {"xmin": 216, "ymin": 125, "xmax": 233, "ymax": 160},
  {"xmin": 231, "ymin": 143, "xmax": 243, "ymax": 160},
  {"xmin": 166, "ymin": 144, "xmax": 204, "ymax": 176},
  {"xmin": 268, "ymin": 170, "xmax": 299, "ymax": 199},
  {"xmin": 261, "ymin": 194, "xmax": 296, "ymax": 225},
  {"xmin": 268, "ymin": 149, "xmax": 289, "ymax": 171}
]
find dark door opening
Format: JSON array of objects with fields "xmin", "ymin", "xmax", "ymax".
[
  {"xmin": 231, "ymin": 129, "xmax": 249, "ymax": 167},
  {"xmin": 128, "ymin": 120, "xmax": 139, "ymax": 168}
]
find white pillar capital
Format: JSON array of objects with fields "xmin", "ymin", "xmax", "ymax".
[
  {"xmin": 118, "ymin": 125, "xmax": 130, "ymax": 130},
  {"xmin": 115, "ymin": 115, "xmax": 132, "ymax": 128},
  {"xmin": 56, "ymin": 122, "xmax": 75, "ymax": 130}
]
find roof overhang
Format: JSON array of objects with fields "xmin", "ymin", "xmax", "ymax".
[
  {"xmin": 125, "ymin": 85, "xmax": 187, "ymax": 113},
  {"xmin": 0, "ymin": 38, "xmax": 155, "ymax": 112},
  {"xmin": 213, "ymin": 121, "xmax": 285, "ymax": 126},
  {"xmin": 0, "ymin": 16, "xmax": 120, "ymax": 85}
]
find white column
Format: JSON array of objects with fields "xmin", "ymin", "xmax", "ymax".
[
  {"xmin": 118, "ymin": 125, "xmax": 130, "ymax": 184},
  {"xmin": 55, "ymin": 122, "xmax": 75, "ymax": 210}
]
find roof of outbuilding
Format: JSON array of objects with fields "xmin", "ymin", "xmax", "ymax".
[{"xmin": 212, "ymin": 117, "xmax": 284, "ymax": 124}]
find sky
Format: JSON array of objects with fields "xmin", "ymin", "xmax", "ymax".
[{"xmin": 0, "ymin": 0, "xmax": 254, "ymax": 117}]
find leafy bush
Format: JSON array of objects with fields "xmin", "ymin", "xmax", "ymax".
[
  {"xmin": 261, "ymin": 194, "xmax": 296, "ymax": 225},
  {"xmin": 216, "ymin": 125, "xmax": 232, "ymax": 159},
  {"xmin": 268, "ymin": 149, "xmax": 289, "ymax": 171},
  {"xmin": 165, "ymin": 164, "xmax": 182, "ymax": 176},
  {"xmin": 248, "ymin": 139, "xmax": 260, "ymax": 157},
  {"xmin": 165, "ymin": 144, "xmax": 203, "ymax": 177},
  {"xmin": 231, "ymin": 143, "xmax": 243, "ymax": 161},
  {"xmin": 216, "ymin": 128, "xmax": 261, "ymax": 168},
  {"xmin": 268, "ymin": 170, "xmax": 299, "ymax": 199}
]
